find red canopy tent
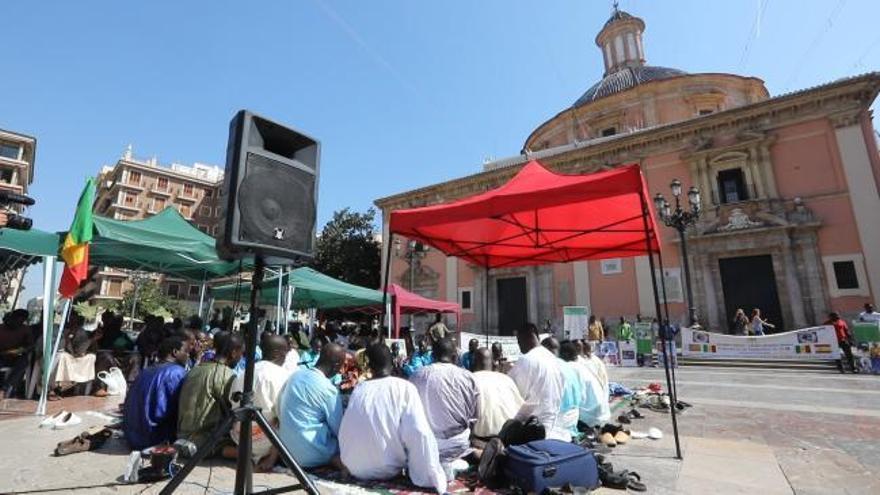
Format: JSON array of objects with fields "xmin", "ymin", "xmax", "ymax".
[
  {"xmin": 386, "ymin": 283, "xmax": 461, "ymax": 337},
  {"xmin": 381, "ymin": 160, "xmax": 681, "ymax": 459}
]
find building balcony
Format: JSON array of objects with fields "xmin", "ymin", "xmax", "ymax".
[
  {"xmin": 112, "ymin": 200, "xmax": 142, "ymax": 213},
  {"xmin": 176, "ymin": 191, "xmax": 198, "ymax": 203},
  {"xmin": 119, "ymin": 180, "xmax": 145, "ymax": 192},
  {"xmin": 0, "ymin": 181, "xmax": 24, "ymax": 194},
  {"xmin": 149, "ymin": 187, "xmax": 173, "ymax": 197}
]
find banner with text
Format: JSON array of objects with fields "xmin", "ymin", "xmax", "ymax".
[
  {"xmin": 459, "ymin": 332, "xmax": 550, "ymax": 362},
  {"xmin": 681, "ymin": 326, "xmax": 840, "ymax": 360}
]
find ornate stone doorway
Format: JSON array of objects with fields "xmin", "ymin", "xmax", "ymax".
[{"xmin": 719, "ymin": 255, "xmax": 784, "ymax": 332}]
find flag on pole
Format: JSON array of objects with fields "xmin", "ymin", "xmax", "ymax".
[{"xmin": 59, "ymin": 178, "xmax": 96, "ymax": 298}]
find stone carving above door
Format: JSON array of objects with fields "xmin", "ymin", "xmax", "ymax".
[{"xmin": 718, "ymin": 208, "xmax": 763, "ymax": 231}]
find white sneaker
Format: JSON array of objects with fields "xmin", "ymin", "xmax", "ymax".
[
  {"xmin": 39, "ymin": 410, "xmax": 68, "ymax": 428},
  {"xmin": 52, "ymin": 411, "xmax": 82, "ymax": 429}
]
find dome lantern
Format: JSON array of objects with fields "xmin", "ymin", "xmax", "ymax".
[{"xmin": 595, "ymin": 4, "xmax": 646, "ymax": 76}]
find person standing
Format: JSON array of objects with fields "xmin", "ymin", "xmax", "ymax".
[
  {"xmin": 732, "ymin": 309, "xmax": 750, "ymax": 335},
  {"xmin": 858, "ymin": 303, "xmax": 880, "ymax": 322},
  {"xmin": 617, "ymin": 317, "xmax": 633, "ymax": 341},
  {"xmin": 826, "ymin": 312, "xmax": 856, "ymax": 373},
  {"xmin": 428, "ymin": 313, "xmax": 449, "ymax": 345},
  {"xmin": 750, "ymin": 308, "xmax": 774, "ymax": 336},
  {"xmin": 587, "ymin": 315, "xmax": 604, "ymax": 342}
]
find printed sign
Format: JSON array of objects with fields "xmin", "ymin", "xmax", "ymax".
[
  {"xmin": 598, "ymin": 341, "xmax": 620, "ymax": 366},
  {"xmin": 852, "ymin": 322, "xmax": 880, "ymax": 345},
  {"xmin": 618, "ymin": 340, "xmax": 637, "ymax": 367},
  {"xmin": 563, "ymin": 306, "xmax": 589, "ymax": 340},
  {"xmin": 681, "ymin": 326, "xmax": 841, "ymax": 360},
  {"xmin": 634, "ymin": 322, "xmax": 654, "ymax": 354},
  {"xmin": 459, "ymin": 331, "xmax": 549, "ymax": 362}
]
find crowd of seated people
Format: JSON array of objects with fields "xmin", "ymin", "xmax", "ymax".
[{"xmin": 114, "ymin": 313, "xmax": 614, "ymax": 493}]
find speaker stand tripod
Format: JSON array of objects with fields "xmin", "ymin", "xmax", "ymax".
[{"xmin": 160, "ymin": 256, "xmax": 319, "ymax": 495}]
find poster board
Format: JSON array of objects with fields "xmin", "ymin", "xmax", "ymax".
[
  {"xmin": 618, "ymin": 340, "xmax": 637, "ymax": 367},
  {"xmin": 598, "ymin": 340, "xmax": 620, "ymax": 366},
  {"xmin": 681, "ymin": 326, "xmax": 840, "ymax": 360},
  {"xmin": 852, "ymin": 322, "xmax": 880, "ymax": 345},
  {"xmin": 634, "ymin": 322, "xmax": 654, "ymax": 354},
  {"xmin": 385, "ymin": 338, "xmax": 408, "ymax": 359},
  {"xmin": 563, "ymin": 306, "xmax": 588, "ymax": 340}
]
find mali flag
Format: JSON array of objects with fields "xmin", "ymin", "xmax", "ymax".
[{"xmin": 59, "ymin": 178, "xmax": 96, "ymax": 298}]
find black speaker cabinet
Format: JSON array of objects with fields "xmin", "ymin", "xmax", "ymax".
[{"xmin": 217, "ymin": 110, "xmax": 320, "ymax": 264}]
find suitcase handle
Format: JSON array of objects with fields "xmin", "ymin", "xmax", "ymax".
[{"xmin": 542, "ymin": 465, "xmax": 557, "ymax": 478}]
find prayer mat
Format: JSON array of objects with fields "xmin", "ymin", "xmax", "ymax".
[{"xmin": 310, "ymin": 466, "xmax": 512, "ymax": 494}]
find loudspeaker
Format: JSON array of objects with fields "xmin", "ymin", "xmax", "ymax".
[{"xmin": 217, "ymin": 110, "xmax": 320, "ymax": 264}]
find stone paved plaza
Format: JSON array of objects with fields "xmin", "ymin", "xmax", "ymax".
[{"xmin": 0, "ymin": 365, "xmax": 877, "ymax": 494}]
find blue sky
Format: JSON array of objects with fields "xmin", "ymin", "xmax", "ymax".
[{"xmin": 4, "ymin": 0, "xmax": 880, "ymax": 303}]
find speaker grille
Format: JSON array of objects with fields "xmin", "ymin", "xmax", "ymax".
[{"xmin": 238, "ymin": 152, "xmax": 316, "ymax": 254}]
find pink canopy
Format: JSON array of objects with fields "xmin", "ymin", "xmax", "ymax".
[{"xmin": 387, "ymin": 283, "xmax": 461, "ymax": 338}]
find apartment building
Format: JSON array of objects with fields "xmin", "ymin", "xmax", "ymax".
[
  {"xmin": 91, "ymin": 146, "xmax": 223, "ymax": 304},
  {"xmin": 0, "ymin": 128, "xmax": 36, "ymax": 309}
]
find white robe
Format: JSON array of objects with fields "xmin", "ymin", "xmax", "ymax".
[
  {"xmin": 508, "ymin": 346, "xmax": 565, "ymax": 440},
  {"xmin": 472, "ymin": 370, "xmax": 523, "ymax": 438},
  {"xmin": 573, "ymin": 359, "xmax": 611, "ymax": 426},
  {"xmin": 339, "ymin": 377, "xmax": 447, "ymax": 493}
]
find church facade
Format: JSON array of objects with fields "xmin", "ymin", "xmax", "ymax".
[{"xmin": 374, "ymin": 9, "xmax": 880, "ymax": 335}]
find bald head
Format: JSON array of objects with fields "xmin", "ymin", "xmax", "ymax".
[
  {"xmin": 263, "ymin": 334, "xmax": 289, "ymax": 365},
  {"xmin": 315, "ymin": 343, "xmax": 346, "ymax": 378},
  {"xmin": 472, "ymin": 348, "xmax": 492, "ymax": 372}
]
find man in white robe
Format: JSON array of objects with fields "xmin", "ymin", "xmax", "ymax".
[
  {"xmin": 508, "ymin": 323, "xmax": 565, "ymax": 440},
  {"xmin": 566, "ymin": 341, "xmax": 610, "ymax": 427},
  {"xmin": 339, "ymin": 343, "xmax": 447, "ymax": 493},
  {"xmin": 471, "ymin": 348, "xmax": 523, "ymax": 438}
]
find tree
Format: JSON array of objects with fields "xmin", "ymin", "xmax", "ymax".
[
  {"xmin": 111, "ymin": 280, "xmax": 186, "ymax": 321},
  {"xmin": 313, "ymin": 207, "xmax": 381, "ymax": 289}
]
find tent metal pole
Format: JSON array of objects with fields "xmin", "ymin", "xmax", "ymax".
[
  {"xmin": 36, "ymin": 256, "xmax": 56, "ymax": 416},
  {"xmin": 380, "ymin": 232, "xmax": 394, "ymax": 338},
  {"xmin": 9, "ymin": 265, "xmax": 28, "ymax": 310},
  {"xmin": 277, "ymin": 266, "xmax": 284, "ymax": 332},
  {"xmin": 284, "ymin": 285, "xmax": 294, "ymax": 335},
  {"xmin": 39, "ymin": 298, "xmax": 70, "ymax": 416},
  {"xmin": 654, "ymin": 245, "xmax": 678, "ymax": 403},
  {"xmin": 197, "ymin": 276, "xmax": 207, "ymax": 322},
  {"xmin": 640, "ymin": 193, "xmax": 682, "ymax": 460},
  {"xmin": 484, "ymin": 265, "xmax": 490, "ymax": 347}
]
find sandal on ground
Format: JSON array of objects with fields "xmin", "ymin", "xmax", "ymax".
[
  {"xmin": 627, "ymin": 408, "xmax": 644, "ymax": 419},
  {"xmin": 601, "ymin": 469, "xmax": 646, "ymax": 492}
]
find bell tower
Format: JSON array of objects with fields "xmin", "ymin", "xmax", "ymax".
[{"xmin": 595, "ymin": 3, "xmax": 647, "ymax": 75}]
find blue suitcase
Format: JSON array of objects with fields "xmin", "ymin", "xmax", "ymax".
[{"xmin": 503, "ymin": 439, "xmax": 600, "ymax": 493}]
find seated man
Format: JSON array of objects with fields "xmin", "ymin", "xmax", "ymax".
[
  {"xmin": 581, "ymin": 341, "xmax": 609, "ymax": 395},
  {"xmin": 508, "ymin": 323, "xmax": 564, "ymax": 440},
  {"xmin": 559, "ymin": 342, "xmax": 611, "ymax": 426},
  {"xmin": 340, "ymin": 344, "xmax": 447, "ymax": 493},
  {"xmin": 459, "ymin": 338, "xmax": 479, "ymax": 371},
  {"xmin": 177, "ymin": 331, "xmax": 243, "ymax": 456},
  {"xmin": 471, "ymin": 348, "xmax": 522, "ymax": 439},
  {"xmin": 53, "ymin": 314, "xmax": 98, "ymax": 395},
  {"xmin": 0, "ymin": 309, "xmax": 34, "ymax": 399},
  {"xmin": 274, "ymin": 343, "xmax": 346, "ymax": 470},
  {"xmin": 410, "ymin": 339, "xmax": 479, "ymax": 462},
  {"xmin": 123, "ymin": 336, "xmax": 190, "ymax": 450},
  {"xmin": 545, "ymin": 339, "xmax": 582, "ymax": 440},
  {"xmin": 228, "ymin": 334, "xmax": 293, "ymax": 467},
  {"xmin": 402, "ymin": 335, "xmax": 432, "ymax": 377}
]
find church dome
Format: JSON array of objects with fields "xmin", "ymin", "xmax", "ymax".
[{"xmin": 573, "ymin": 65, "xmax": 688, "ymax": 107}]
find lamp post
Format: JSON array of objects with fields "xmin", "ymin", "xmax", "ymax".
[
  {"xmin": 394, "ymin": 238, "xmax": 429, "ymax": 328},
  {"xmin": 654, "ymin": 179, "xmax": 702, "ymax": 327}
]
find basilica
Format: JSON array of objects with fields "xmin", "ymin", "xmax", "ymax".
[{"xmin": 375, "ymin": 8, "xmax": 880, "ymax": 334}]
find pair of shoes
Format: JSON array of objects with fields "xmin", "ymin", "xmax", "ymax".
[
  {"xmin": 40, "ymin": 410, "xmax": 82, "ymax": 429},
  {"xmin": 601, "ymin": 469, "xmax": 646, "ymax": 492},
  {"xmin": 599, "ymin": 432, "xmax": 617, "ymax": 447},
  {"xmin": 54, "ymin": 428, "xmax": 112, "ymax": 456}
]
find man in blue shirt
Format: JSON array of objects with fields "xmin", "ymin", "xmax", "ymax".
[
  {"xmin": 273, "ymin": 343, "xmax": 346, "ymax": 469},
  {"xmin": 403, "ymin": 335, "xmax": 433, "ymax": 377},
  {"xmin": 123, "ymin": 336, "xmax": 190, "ymax": 450},
  {"xmin": 459, "ymin": 338, "xmax": 479, "ymax": 371}
]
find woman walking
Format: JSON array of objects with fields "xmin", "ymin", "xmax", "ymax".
[{"xmin": 750, "ymin": 308, "xmax": 774, "ymax": 336}]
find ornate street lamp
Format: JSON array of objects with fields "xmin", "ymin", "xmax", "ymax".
[
  {"xmin": 394, "ymin": 238, "xmax": 429, "ymax": 327},
  {"xmin": 654, "ymin": 179, "xmax": 702, "ymax": 327}
]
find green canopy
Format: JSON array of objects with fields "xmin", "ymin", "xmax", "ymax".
[
  {"xmin": 90, "ymin": 208, "xmax": 250, "ymax": 280},
  {"xmin": 211, "ymin": 267, "xmax": 384, "ymax": 310},
  {"xmin": 0, "ymin": 228, "xmax": 63, "ymax": 274}
]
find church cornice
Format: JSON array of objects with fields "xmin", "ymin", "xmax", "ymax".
[{"xmin": 374, "ymin": 72, "xmax": 880, "ymax": 212}]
